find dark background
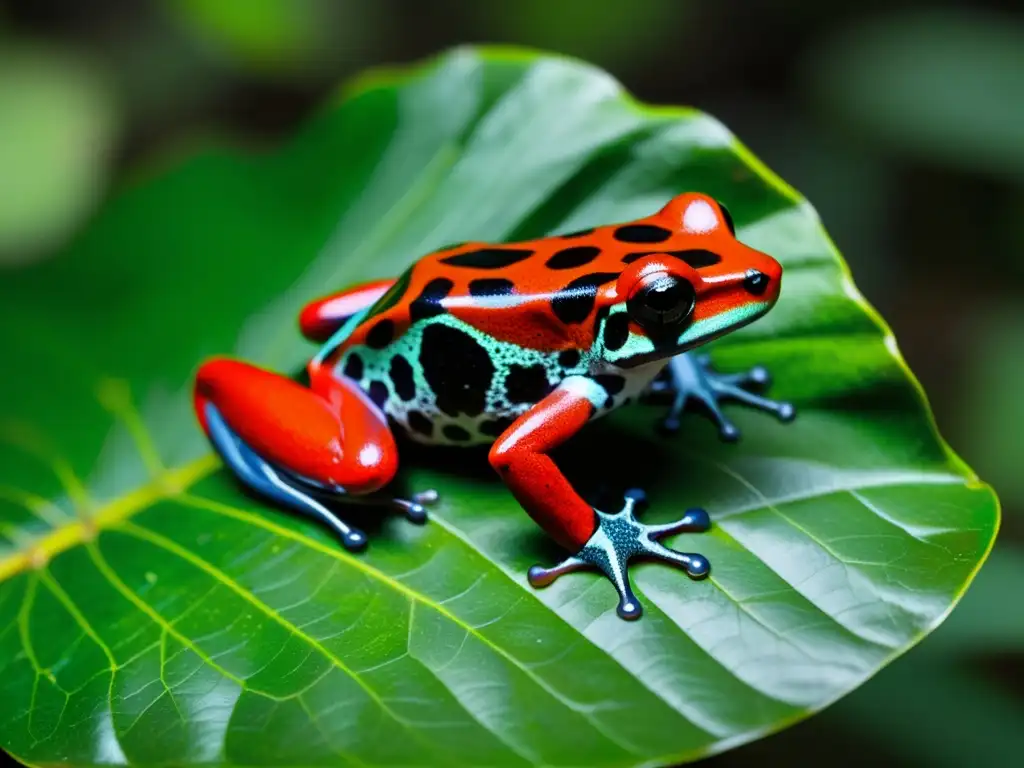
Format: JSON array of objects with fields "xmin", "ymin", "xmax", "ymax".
[{"xmin": 1, "ymin": 0, "xmax": 1021, "ymax": 765}]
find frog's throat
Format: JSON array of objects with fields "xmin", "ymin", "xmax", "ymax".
[{"xmin": 614, "ymin": 301, "xmax": 772, "ymax": 369}]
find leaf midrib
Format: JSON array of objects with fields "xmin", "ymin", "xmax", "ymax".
[
  {"xmin": 112, "ymin": 514, "xmax": 632, "ymax": 761},
  {"xmin": 0, "ymin": 455, "xmax": 219, "ymax": 582}
]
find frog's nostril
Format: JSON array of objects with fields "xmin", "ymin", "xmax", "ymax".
[{"xmin": 742, "ymin": 269, "xmax": 771, "ymax": 296}]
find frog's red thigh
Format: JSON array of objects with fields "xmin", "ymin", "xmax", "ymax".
[
  {"xmin": 298, "ymin": 278, "xmax": 396, "ymax": 342},
  {"xmin": 194, "ymin": 357, "xmax": 397, "ymax": 494},
  {"xmin": 488, "ymin": 382, "xmax": 600, "ymax": 552}
]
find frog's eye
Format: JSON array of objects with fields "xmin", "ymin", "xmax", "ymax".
[
  {"xmin": 626, "ymin": 272, "xmax": 696, "ymax": 334},
  {"xmin": 717, "ymin": 201, "xmax": 736, "ymax": 235}
]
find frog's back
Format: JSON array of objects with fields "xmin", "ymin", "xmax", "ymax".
[
  {"xmin": 338, "ymin": 212, "xmax": 707, "ymax": 353},
  {"xmin": 322, "ymin": 226, "xmax": 678, "ymax": 445}
]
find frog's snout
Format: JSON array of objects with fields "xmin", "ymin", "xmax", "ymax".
[{"xmin": 743, "ymin": 250, "xmax": 783, "ymax": 304}]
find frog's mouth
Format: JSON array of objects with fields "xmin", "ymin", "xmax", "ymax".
[{"xmin": 613, "ymin": 302, "xmax": 772, "ymax": 369}]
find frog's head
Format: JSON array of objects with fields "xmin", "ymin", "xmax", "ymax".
[{"xmin": 599, "ymin": 193, "xmax": 783, "ymax": 369}]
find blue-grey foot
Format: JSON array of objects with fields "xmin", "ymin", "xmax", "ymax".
[
  {"xmin": 204, "ymin": 403, "xmax": 435, "ymax": 552},
  {"xmin": 527, "ymin": 490, "xmax": 711, "ymax": 620},
  {"xmin": 645, "ymin": 353, "xmax": 795, "ymax": 441}
]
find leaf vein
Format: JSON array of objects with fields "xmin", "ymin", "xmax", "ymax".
[
  {"xmin": 117, "ymin": 519, "xmax": 453, "ymax": 756},
  {"xmin": 178, "ymin": 492, "xmax": 655, "ymax": 754}
]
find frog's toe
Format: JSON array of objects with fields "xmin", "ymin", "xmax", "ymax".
[
  {"xmin": 389, "ymin": 497, "xmax": 428, "ymax": 524},
  {"xmin": 715, "ymin": 417, "xmax": 743, "ymax": 443},
  {"xmin": 746, "ymin": 364, "xmax": 771, "ymax": 387},
  {"xmin": 710, "ymin": 379, "xmax": 796, "ymax": 424},
  {"xmin": 623, "ymin": 487, "xmax": 648, "ymax": 507},
  {"xmin": 645, "ymin": 507, "xmax": 710, "ymax": 539},
  {"xmin": 388, "ymin": 489, "xmax": 439, "ymax": 524},
  {"xmin": 656, "ymin": 413, "xmax": 683, "ymax": 436},
  {"xmin": 668, "ymin": 388, "xmax": 741, "ymax": 442},
  {"xmin": 717, "ymin": 362, "xmax": 770, "ymax": 389},
  {"xmin": 414, "ymin": 489, "xmax": 440, "ymax": 505},
  {"xmin": 340, "ymin": 529, "xmax": 368, "ymax": 551},
  {"xmin": 644, "ymin": 542, "xmax": 711, "ymax": 580},
  {"xmin": 527, "ymin": 556, "xmax": 588, "ymax": 588}
]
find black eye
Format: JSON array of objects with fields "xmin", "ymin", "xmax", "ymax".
[
  {"xmin": 626, "ymin": 274, "xmax": 696, "ymax": 334},
  {"xmin": 717, "ymin": 201, "xmax": 735, "ymax": 235}
]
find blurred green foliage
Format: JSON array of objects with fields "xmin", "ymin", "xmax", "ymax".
[
  {"xmin": 162, "ymin": 0, "xmax": 383, "ymax": 78},
  {"xmin": 804, "ymin": 8, "xmax": 1024, "ymax": 182},
  {"xmin": 467, "ymin": 0, "xmax": 681, "ymax": 68},
  {"xmin": 0, "ymin": 0, "xmax": 1021, "ymax": 765},
  {"xmin": 167, "ymin": 0, "xmax": 332, "ymax": 71},
  {"xmin": 961, "ymin": 306, "xmax": 1024, "ymax": 509},
  {"xmin": 0, "ymin": 41, "xmax": 117, "ymax": 264}
]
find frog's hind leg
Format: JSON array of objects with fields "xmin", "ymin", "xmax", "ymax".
[
  {"xmin": 644, "ymin": 353, "xmax": 795, "ymax": 441},
  {"xmin": 193, "ymin": 357, "xmax": 431, "ymax": 551},
  {"xmin": 298, "ymin": 278, "xmax": 396, "ymax": 342}
]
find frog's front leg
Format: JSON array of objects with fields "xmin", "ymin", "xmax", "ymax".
[
  {"xmin": 644, "ymin": 353, "xmax": 795, "ymax": 441},
  {"xmin": 193, "ymin": 358, "xmax": 431, "ymax": 550},
  {"xmin": 489, "ymin": 376, "xmax": 710, "ymax": 620}
]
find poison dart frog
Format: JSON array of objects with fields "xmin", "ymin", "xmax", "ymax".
[{"xmin": 193, "ymin": 192, "xmax": 795, "ymax": 619}]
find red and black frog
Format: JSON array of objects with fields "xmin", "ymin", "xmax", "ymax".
[{"xmin": 193, "ymin": 192, "xmax": 794, "ymax": 619}]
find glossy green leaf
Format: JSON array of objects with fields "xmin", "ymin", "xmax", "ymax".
[
  {"xmin": 0, "ymin": 47, "xmax": 999, "ymax": 767},
  {"xmin": 821, "ymin": 545, "xmax": 1024, "ymax": 768}
]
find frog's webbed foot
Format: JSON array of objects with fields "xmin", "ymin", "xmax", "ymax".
[
  {"xmin": 527, "ymin": 489, "xmax": 710, "ymax": 620},
  {"xmin": 204, "ymin": 403, "xmax": 436, "ymax": 552},
  {"xmin": 643, "ymin": 353, "xmax": 795, "ymax": 441}
]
